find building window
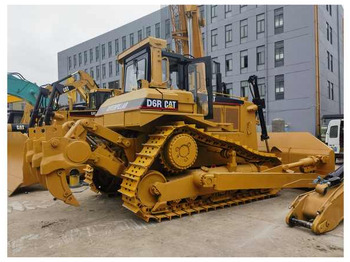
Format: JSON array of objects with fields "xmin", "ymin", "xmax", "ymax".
[
  {"xmin": 240, "ymin": 5, "xmax": 247, "ymax": 13},
  {"xmin": 109, "ymin": 80, "xmax": 119, "ymax": 89},
  {"xmin": 202, "ymin": 32, "xmax": 205, "ymax": 51},
  {"xmin": 146, "ymin": 26, "xmax": 151, "ymax": 37},
  {"xmin": 90, "ymin": 67, "xmax": 94, "ymax": 79},
  {"xmin": 257, "ymin": 45, "xmax": 265, "ymax": 67},
  {"xmin": 256, "ymin": 13, "xmax": 265, "ymax": 38},
  {"xmin": 115, "ymin": 61, "xmax": 119, "ymax": 76},
  {"xmin": 326, "ymin": 22, "xmax": 329, "ymax": 41},
  {"xmin": 95, "ymin": 46, "xmax": 99, "ymax": 61},
  {"xmin": 240, "ymin": 50, "xmax": 248, "ymax": 71},
  {"xmin": 241, "ymin": 81, "xmax": 249, "ymax": 97},
  {"xmin": 115, "ymin": 39, "xmax": 119, "ymax": 55},
  {"xmin": 274, "ymin": 7, "xmax": 284, "ymax": 34},
  {"xmin": 225, "ymin": 54, "xmax": 233, "ymax": 75},
  {"xmin": 275, "ymin": 74, "xmax": 284, "ymax": 100},
  {"xmin": 258, "ymin": 77, "xmax": 266, "ymax": 98},
  {"xmin": 108, "ymin": 61, "xmax": 112, "ymax": 77},
  {"xmin": 101, "ymin": 44, "xmax": 105, "ymax": 59},
  {"xmin": 130, "ymin": 33, "xmax": 134, "ymax": 46},
  {"xmin": 102, "ymin": 63, "xmax": 106, "ymax": 79},
  {"xmin": 138, "ymin": 30, "xmax": 142, "ymax": 42},
  {"xmin": 89, "ymin": 48, "xmax": 93, "ymax": 63},
  {"xmin": 211, "ymin": 29, "xmax": 218, "ymax": 50},
  {"xmin": 275, "ymin": 41, "xmax": 284, "ymax": 67},
  {"xmin": 211, "ymin": 5, "xmax": 217, "ymax": 22},
  {"xmin": 327, "ymin": 51, "xmax": 333, "ymax": 72},
  {"xmin": 328, "ymin": 81, "xmax": 334, "ymax": 100},
  {"xmin": 155, "ymin": 23, "xmax": 160, "ymax": 38},
  {"xmin": 225, "ymin": 5, "xmax": 232, "ymax": 18},
  {"xmin": 330, "ymin": 53, "xmax": 333, "ymax": 72},
  {"xmin": 96, "ymin": 65, "xmax": 100, "ymax": 80},
  {"xmin": 165, "ymin": 19, "xmax": 171, "ymax": 38},
  {"xmin": 108, "ymin": 41, "xmax": 112, "ymax": 57},
  {"xmin": 225, "ymin": 24, "xmax": 232, "ymax": 45},
  {"xmin": 327, "ymin": 51, "xmax": 330, "ymax": 69},
  {"xmin": 73, "ymin": 54, "xmax": 77, "ymax": 68},
  {"xmin": 103, "ymin": 83, "xmax": 106, "ymax": 88},
  {"xmin": 326, "ymin": 5, "xmax": 332, "ymax": 16},
  {"xmin": 330, "ymin": 26, "xmax": 333, "ymax": 44},
  {"xmin": 68, "ymin": 56, "xmax": 72, "ymax": 70},
  {"xmin": 78, "ymin": 52, "xmax": 82, "ymax": 66},
  {"xmin": 240, "ymin": 19, "xmax": 248, "ymax": 43},
  {"xmin": 212, "ymin": 57, "xmax": 218, "ymax": 76},
  {"xmin": 122, "ymin": 36, "xmax": 126, "ymax": 51},
  {"xmin": 84, "ymin": 51, "xmax": 87, "ymax": 65},
  {"xmin": 226, "ymin": 83, "xmax": 233, "ymax": 94}
]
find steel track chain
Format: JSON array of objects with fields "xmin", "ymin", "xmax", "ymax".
[{"xmin": 118, "ymin": 121, "xmax": 281, "ymax": 222}]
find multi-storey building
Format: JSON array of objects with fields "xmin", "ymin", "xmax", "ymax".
[{"xmin": 57, "ymin": 5, "xmax": 343, "ymax": 135}]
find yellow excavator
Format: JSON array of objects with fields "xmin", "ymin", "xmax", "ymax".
[
  {"xmin": 286, "ymin": 165, "xmax": 343, "ymax": 234},
  {"xmin": 8, "ymin": 70, "xmax": 117, "ymax": 195},
  {"xmin": 23, "ymin": 35, "xmax": 335, "ymax": 222}
]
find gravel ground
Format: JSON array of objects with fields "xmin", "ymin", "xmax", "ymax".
[{"xmin": 8, "ymin": 186, "xmax": 343, "ymax": 257}]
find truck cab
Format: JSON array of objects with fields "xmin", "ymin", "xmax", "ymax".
[{"xmin": 325, "ymin": 119, "xmax": 344, "ymax": 159}]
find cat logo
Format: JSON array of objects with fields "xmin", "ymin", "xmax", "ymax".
[
  {"xmin": 164, "ymin": 100, "xmax": 177, "ymax": 109},
  {"xmin": 62, "ymin": 86, "xmax": 71, "ymax": 93},
  {"xmin": 16, "ymin": 125, "xmax": 25, "ymax": 130}
]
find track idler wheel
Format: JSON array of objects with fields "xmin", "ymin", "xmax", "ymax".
[
  {"xmin": 137, "ymin": 170, "xmax": 166, "ymax": 208},
  {"xmin": 161, "ymin": 133, "xmax": 198, "ymax": 172}
]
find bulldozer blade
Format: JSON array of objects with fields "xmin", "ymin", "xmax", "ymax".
[
  {"xmin": 7, "ymin": 132, "xmax": 38, "ymax": 195},
  {"xmin": 45, "ymin": 170, "xmax": 80, "ymax": 206}
]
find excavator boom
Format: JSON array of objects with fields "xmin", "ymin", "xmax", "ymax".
[{"xmin": 7, "ymin": 70, "xmax": 114, "ymax": 195}]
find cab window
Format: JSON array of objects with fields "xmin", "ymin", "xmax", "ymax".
[
  {"xmin": 330, "ymin": 125, "xmax": 338, "ymax": 138},
  {"xmin": 125, "ymin": 58, "xmax": 146, "ymax": 92}
]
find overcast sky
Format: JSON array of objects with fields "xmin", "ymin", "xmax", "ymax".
[{"xmin": 7, "ymin": 5, "xmax": 160, "ymax": 85}]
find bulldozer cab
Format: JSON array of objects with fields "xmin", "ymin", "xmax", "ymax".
[
  {"xmin": 88, "ymin": 90, "xmax": 114, "ymax": 110},
  {"xmin": 118, "ymin": 37, "xmax": 213, "ymax": 118}
]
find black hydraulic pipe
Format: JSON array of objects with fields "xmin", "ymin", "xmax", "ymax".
[
  {"xmin": 28, "ymin": 87, "xmax": 50, "ymax": 128},
  {"xmin": 248, "ymin": 75, "xmax": 270, "ymax": 151},
  {"xmin": 214, "ymin": 61, "xmax": 223, "ymax": 95},
  {"xmin": 42, "ymin": 74, "xmax": 75, "ymax": 126}
]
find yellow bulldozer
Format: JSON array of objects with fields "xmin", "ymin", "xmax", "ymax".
[
  {"xmin": 23, "ymin": 36, "xmax": 335, "ymax": 222},
  {"xmin": 8, "ymin": 70, "xmax": 118, "ymax": 195}
]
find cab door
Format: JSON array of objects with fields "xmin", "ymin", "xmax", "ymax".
[{"xmin": 186, "ymin": 57, "xmax": 213, "ymax": 119}]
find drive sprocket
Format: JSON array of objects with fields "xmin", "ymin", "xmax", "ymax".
[{"xmin": 160, "ymin": 133, "xmax": 198, "ymax": 172}]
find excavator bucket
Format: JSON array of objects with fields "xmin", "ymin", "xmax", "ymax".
[
  {"xmin": 286, "ymin": 165, "xmax": 343, "ymax": 234},
  {"xmin": 7, "ymin": 132, "xmax": 38, "ymax": 195}
]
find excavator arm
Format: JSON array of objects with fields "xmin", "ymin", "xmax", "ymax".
[
  {"xmin": 7, "ymin": 72, "xmax": 44, "ymax": 106},
  {"xmin": 169, "ymin": 5, "xmax": 205, "ymax": 58},
  {"xmin": 8, "ymin": 70, "xmax": 108, "ymax": 196},
  {"xmin": 65, "ymin": 70, "xmax": 100, "ymax": 108}
]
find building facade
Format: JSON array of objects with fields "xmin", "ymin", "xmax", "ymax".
[{"xmin": 57, "ymin": 5, "xmax": 344, "ymax": 135}]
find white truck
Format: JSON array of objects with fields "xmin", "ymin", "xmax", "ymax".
[{"xmin": 325, "ymin": 118, "xmax": 344, "ymax": 160}]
